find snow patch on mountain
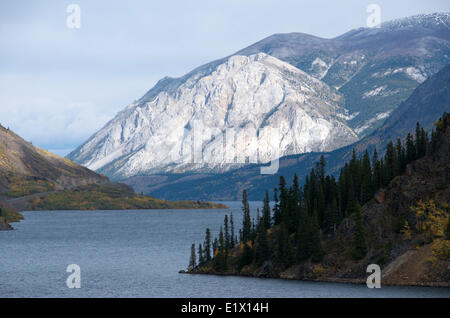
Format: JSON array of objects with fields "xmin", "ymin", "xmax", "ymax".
[
  {"xmin": 372, "ymin": 66, "xmax": 427, "ymax": 83},
  {"xmin": 355, "ymin": 110, "xmax": 393, "ymax": 134}
]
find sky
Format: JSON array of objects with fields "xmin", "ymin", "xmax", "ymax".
[{"xmin": 1, "ymin": 0, "xmax": 449, "ymax": 156}]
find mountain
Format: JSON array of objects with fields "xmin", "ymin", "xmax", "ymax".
[
  {"xmin": 69, "ymin": 13, "xmax": 450, "ymax": 182},
  {"xmin": 0, "ymin": 125, "xmax": 226, "ymax": 224},
  {"xmin": 129, "ymin": 63, "xmax": 450, "ymax": 200},
  {"xmin": 68, "ymin": 53, "xmax": 357, "ymax": 179},
  {"xmin": 237, "ymin": 13, "xmax": 450, "ymax": 135},
  {"xmin": 0, "ymin": 124, "xmax": 108, "ymax": 197}
]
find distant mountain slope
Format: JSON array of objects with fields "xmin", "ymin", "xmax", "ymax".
[
  {"xmin": 133, "ymin": 63, "xmax": 450, "ymax": 200},
  {"xmin": 69, "ymin": 53, "xmax": 357, "ymax": 179},
  {"xmin": 236, "ymin": 13, "xmax": 450, "ymax": 135},
  {"xmin": 0, "ymin": 126, "xmax": 226, "ymax": 220},
  {"xmin": 0, "ymin": 124, "xmax": 108, "ymax": 197},
  {"xmin": 69, "ymin": 13, "xmax": 450, "ymax": 182}
]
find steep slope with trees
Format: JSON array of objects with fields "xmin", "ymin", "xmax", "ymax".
[{"xmin": 185, "ymin": 113, "xmax": 450, "ymax": 286}]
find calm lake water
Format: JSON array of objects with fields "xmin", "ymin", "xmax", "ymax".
[{"xmin": 1, "ymin": 201, "xmax": 449, "ymax": 298}]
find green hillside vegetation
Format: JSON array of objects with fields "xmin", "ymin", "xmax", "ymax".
[
  {"xmin": 0, "ymin": 125, "xmax": 226, "ymax": 229},
  {"xmin": 185, "ymin": 113, "xmax": 450, "ymax": 286},
  {"xmin": 29, "ymin": 183, "xmax": 227, "ymax": 210},
  {"xmin": 0, "ymin": 203, "xmax": 23, "ymax": 230}
]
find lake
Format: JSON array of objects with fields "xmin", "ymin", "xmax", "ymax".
[{"xmin": 1, "ymin": 201, "xmax": 449, "ymax": 298}]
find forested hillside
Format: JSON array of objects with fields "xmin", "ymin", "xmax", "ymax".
[{"xmin": 185, "ymin": 113, "xmax": 450, "ymax": 286}]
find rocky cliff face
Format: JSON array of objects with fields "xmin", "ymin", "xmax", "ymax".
[
  {"xmin": 69, "ymin": 53, "xmax": 357, "ymax": 179},
  {"xmin": 126, "ymin": 64, "xmax": 450, "ymax": 201}
]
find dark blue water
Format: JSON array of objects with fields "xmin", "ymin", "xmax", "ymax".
[{"xmin": 1, "ymin": 202, "xmax": 449, "ymax": 298}]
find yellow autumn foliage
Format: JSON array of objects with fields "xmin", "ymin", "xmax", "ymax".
[{"xmin": 411, "ymin": 199, "xmax": 448, "ymax": 239}]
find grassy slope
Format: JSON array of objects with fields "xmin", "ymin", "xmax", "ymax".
[
  {"xmin": 0, "ymin": 125, "xmax": 227, "ymax": 221},
  {"xmin": 28, "ymin": 183, "xmax": 227, "ymax": 210}
]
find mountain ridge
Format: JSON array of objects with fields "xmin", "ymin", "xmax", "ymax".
[
  {"xmin": 69, "ymin": 12, "xmax": 450, "ymax": 187},
  {"xmin": 128, "ymin": 63, "xmax": 450, "ymax": 200}
]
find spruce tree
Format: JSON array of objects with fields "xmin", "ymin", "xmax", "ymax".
[
  {"xmin": 204, "ymin": 228, "xmax": 212, "ymax": 261},
  {"xmin": 224, "ymin": 215, "xmax": 230, "ymax": 250},
  {"xmin": 188, "ymin": 243, "xmax": 196, "ymax": 270},
  {"xmin": 239, "ymin": 242, "xmax": 254, "ymax": 269},
  {"xmin": 278, "ymin": 176, "xmax": 289, "ymax": 225},
  {"xmin": 241, "ymin": 190, "xmax": 251, "ymax": 243},
  {"xmin": 395, "ymin": 138, "xmax": 405, "ymax": 175},
  {"xmin": 415, "ymin": 122, "xmax": 421, "ymax": 158},
  {"xmin": 213, "ymin": 238, "xmax": 218, "ymax": 255},
  {"xmin": 385, "ymin": 141, "xmax": 396, "ymax": 183},
  {"xmin": 262, "ymin": 190, "xmax": 271, "ymax": 230},
  {"xmin": 310, "ymin": 211, "xmax": 324, "ymax": 262},
  {"xmin": 219, "ymin": 226, "xmax": 225, "ymax": 251},
  {"xmin": 345, "ymin": 178, "xmax": 356, "ymax": 217},
  {"xmin": 350, "ymin": 202, "xmax": 367, "ymax": 260},
  {"xmin": 406, "ymin": 133, "xmax": 416, "ymax": 163},
  {"xmin": 230, "ymin": 213, "xmax": 235, "ymax": 248},
  {"xmin": 372, "ymin": 148, "xmax": 382, "ymax": 192},
  {"xmin": 255, "ymin": 221, "xmax": 270, "ymax": 265},
  {"xmin": 273, "ymin": 188, "xmax": 281, "ymax": 225},
  {"xmin": 198, "ymin": 244, "xmax": 204, "ymax": 265},
  {"xmin": 361, "ymin": 150, "xmax": 373, "ymax": 204},
  {"xmin": 276, "ymin": 224, "xmax": 289, "ymax": 266},
  {"xmin": 326, "ymin": 197, "xmax": 339, "ymax": 234}
]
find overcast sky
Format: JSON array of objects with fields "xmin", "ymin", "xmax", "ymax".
[{"xmin": 1, "ymin": 0, "xmax": 449, "ymax": 156}]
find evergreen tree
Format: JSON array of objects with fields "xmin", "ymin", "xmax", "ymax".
[
  {"xmin": 262, "ymin": 190, "xmax": 271, "ymax": 230},
  {"xmin": 213, "ymin": 238, "xmax": 218, "ymax": 254},
  {"xmin": 296, "ymin": 212, "xmax": 323, "ymax": 262},
  {"xmin": 224, "ymin": 215, "xmax": 230, "ymax": 250},
  {"xmin": 419, "ymin": 128, "xmax": 428, "ymax": 157},
  {"xmin": 326, "ymin": 197, "xmax": 339, "ymax": 234},
  {"xmin": 255, "ymin": 222, "xmax": 270, "ymax": 265},
  {"xmin": 372, "ymin": 148, "xmax": 382, "ymax": 191},
  {"xmin": 204, "ymin": 228, "xmax": 212, "ymax": 261},
  {"xmin": 395, "ymin": 138, "xmax": 405, "ymax": 175},
  {"xmin": 239, "ymin": 243, "xmax": 254, "ymax": 269},
  {"xmin": 272, "ymin": 188, "xmax": 281, "ymax": 225},
  {"xmin": 350, "ymin": 202, "xmax": 367, "ymax": 260},
  {"xmin": 278, "ymin": 176, "xmax": 289, "ymax": 225},
  {"xmin": 406, "ymin": 133, "xmax": 416, "ymax": 163},
  {"xmin": 345, "ymin": 177, "xmax": 356, "ymax": 217},
  {"xmin": 188, "ymin": 243, "xmax": 196, "ymax": 270},
  {"xmin": 276, "ymin": 224, "xmax": 291, "ymax": 266},
  {"xmin": 198, "ymin": 244, "xmax": 204, "ymax": 265},
  {"xmin": 219, "ymin": 226, "xmax": 225, "ymax": 251},
  {"xmin": 385, "ymin": 141, "xmax": 396, "ymax": 183},
  {"xmin": 287, "ymin": 174, "xmax": 302, "ymax": 232},
  {"xmin": 213, "ymin": 249, "xmax": 227, "ymax": 272},
  {"xmin": 296, "ymin": 218, "xmax": 310, "ymax": 261},
  {"xmin": 230, "ymin": 213, "xmax": 235, "ymax": 248},
  {"xmin": 241, "ymin": 190, "xmax": 252, "ymax": 243},
  {"xmin": 310, "ymin": 211, "xmax": 324, "ymax": 262},
  {"xmin": 360, "ymin": 150, "xmax": 373, "ymax": 204}
]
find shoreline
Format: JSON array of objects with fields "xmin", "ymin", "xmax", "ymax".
[{"xmin": 179, "ymin": 270, "xmax": 450, "ymax": 288}]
